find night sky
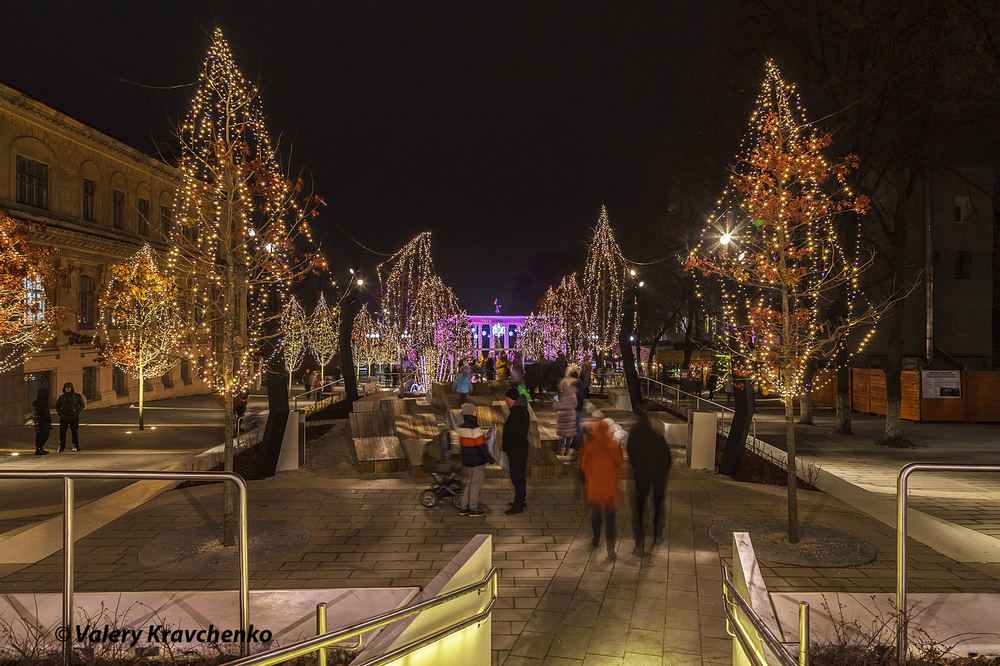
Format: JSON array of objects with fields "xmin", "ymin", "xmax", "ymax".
[{"xmin": 2, "ymin": 1, "xmax": 717, "ymax": 312}]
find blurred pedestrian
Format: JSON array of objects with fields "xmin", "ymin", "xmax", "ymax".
[
  {"xmin": 502, "ymin": 387, "xmax": 530, "ymax": 514},
  {"xmin": 496, "ymin": 351, "xmax": 511, "ymax": 382},
  {"xmin": 555, "ymin": 375, "xmax": 578, "ymax": 455},
  {"xmin": 627, "ymin": 404, "xmax": 672, "ymax": 556},
  {"xmin": 579, "ymin": 411, "xmax": 624, "ymax": 561},
  {"xmin": 32, "ymin": 388, "xmax": 51, "ymax": 456},
  {"xmin": 452, "ymin": 361, "xmax": 473, "ymax": 404}
]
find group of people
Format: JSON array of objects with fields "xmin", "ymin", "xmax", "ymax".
[
  {"xmin": 573, "ymin": 402, "xmax": 673, "ymax": 560},
  {"xmin": 31, "ymin": 382, "xmax": 86, "ymax": 455},
  {"xmin": 456, "ymin": 386, "xmax": 531, "ymax": 516},
  {"xmin": 452, "ymin": 361, "xmax": 673, "ymax": 561}
]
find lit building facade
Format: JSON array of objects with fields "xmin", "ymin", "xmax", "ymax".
[
  {"xmin": 467, "ymin": 315, "xmax": 525, "ymax": 356},
  {"xmin": 0, "ymin": 82, "xmax": 209, "ymax": 426}
]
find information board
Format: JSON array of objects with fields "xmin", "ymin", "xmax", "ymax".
[{"xmin": 921, "ymin": 370, "xmax": 962, "ymax": 399}]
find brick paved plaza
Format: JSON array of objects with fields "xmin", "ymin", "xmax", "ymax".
[{"xmin": 3, "ymin": 398, "xmax": 999, "ymax": 665}]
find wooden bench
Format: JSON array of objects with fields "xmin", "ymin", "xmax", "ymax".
[{"xmin": 353, "ymin": 436, "xmax": 408, "ymax": 474}]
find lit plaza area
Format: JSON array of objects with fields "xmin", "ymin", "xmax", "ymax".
[{"xmin": 2, "ymin": 3, "xmax": 1000, "ymax": 665}]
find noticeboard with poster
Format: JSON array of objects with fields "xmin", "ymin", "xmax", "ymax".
[{"xmin": 921, "ymin": 370, "xmax": 962, "ymax": 399}]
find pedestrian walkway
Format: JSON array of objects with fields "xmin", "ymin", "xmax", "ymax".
[{"xmin": 750, "ymin": 410, "xmax": 1000, "ymax": 542}]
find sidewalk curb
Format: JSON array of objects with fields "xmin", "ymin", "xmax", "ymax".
[{"xmin": 748, "ymin": 435, "xmax": 1000, "ymax": 564}]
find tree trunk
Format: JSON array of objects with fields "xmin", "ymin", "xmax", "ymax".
[
  {"xmin": 784, "ymin": 392, "xmax": 800, "ymax": 543},
  {"xmin": 798, "ymin": 392, "xmax": 812, "ymax": 425},
  {"xmin": 223, "ymin": 390, "xmax": 235, "ymax": 547},
  {"xmin": 340, "ymin": 296, "xmax": 360, "ymax": 407},
  {"xmin": 834, "ymin": 353, "xmax": 853, "ymax": 434},
  {"xmin": 647, "ymin": 326, "xmax": 668, "ymax": 377},
  {"xmin": 619, "ymin": 296, "xmax": 642, "ymax": 410},
  {"xmin": 682, "ymin": 305, "xmax": 696, "ymax": 368},
  {"xmin": 884, "ymin": 302, "xmax": 904, "ymax": 439},
  {"xmin": 798, "ymin": 361, "xmax": 816, "ymax": 425},
  {"xmin": 138, "ymin": 361, "xmax": 145, "ymax": 430}
]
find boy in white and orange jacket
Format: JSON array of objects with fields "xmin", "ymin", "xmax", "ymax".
[{"xmin": 457, "ymin": 403, "xmax": 495, "ymax": 516}]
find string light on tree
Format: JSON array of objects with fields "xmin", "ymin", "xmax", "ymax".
[
  {"xmin": 686, "ymin": 60, "xmax": 874, "ymax": 544},
  {"xmin": 280, "ymin": 296, "xmax": 309, "ymax": 390},
  {"xmin": 0, "ymin": 209, "xmax": 60, "ymax": 372},
  {"xmin": 166, "ymin": 28, "xmax": 323, "ymax": 545},
  {"xmin": 308, "ymin": 293, "xmax": 339, "ymax": 383},
  {"xmin": 583, "ymin": 206, "xmax": 628, "ymax": 356},
  {"xmin": 97, "ymin": 245, "xmax": 181, "ymax": 430}
]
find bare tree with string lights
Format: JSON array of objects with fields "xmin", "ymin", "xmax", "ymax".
[
  {"xmin": 308, "ymin": 293, "xmax": 339, "ymax": 384},
  {"xmin": 583, "ymin": 206, "xmax": 629, "ymax": 389},
  {"xmin": 168, "ymin": 28, "xmax": 323, "ymax": 545},
  {"xmin": 687, "ymin": 60, "xmax": 875, "ymax": 544},
  {"xmin": 280, "ymin": 296, "xmax": 309, "ymax": 391}
]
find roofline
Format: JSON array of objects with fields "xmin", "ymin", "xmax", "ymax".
[{"xmin": 0, "ymin": 80, "xmax": 180, "ymax": 181}]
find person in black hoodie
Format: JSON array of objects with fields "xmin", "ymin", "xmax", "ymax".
[
  {"xmin": 502, "ymin": 388, "xmax": 530, "ymax": 514},
  {"xmin": 54, "ymin": 382, "xmax": 86, "ymax": 452},
  {"xmin": 32, "ymin": 388, "xmax": 52, "ymax": 455},
  {"xmin": 626, "ymin": 404, "xmax": 672, "ymax": 556}
]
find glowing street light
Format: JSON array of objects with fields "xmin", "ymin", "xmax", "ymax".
[{"xmin": 720, "ymin": 232, "xmax": 732, "ymax": 245}]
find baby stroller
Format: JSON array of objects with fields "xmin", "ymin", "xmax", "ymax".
[{"xmin": 418, "ymin": 433, "xmax": 464, "ymax": 508}]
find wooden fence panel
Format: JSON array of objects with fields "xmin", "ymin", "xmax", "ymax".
[
  {"xmin": 901, "ymin": 370, "xmax": 921, "ymax": 421},
  {"xmin": 968, "ymin": 371, "xmax": 1000, "ymax": 422},
  {"xmin": 851, "ymin": 368, "xmax": 871, "ymax": 414},
  {"xmin": 809, "ymin": 369, "xmax": 837, "ymax": 409}
]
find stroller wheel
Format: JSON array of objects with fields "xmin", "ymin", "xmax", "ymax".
[
  {"xmin": 419, "ymin": 490, "xmax": 439, "ymax": 507},
  {"xmin": 452, "ymin": 493, "xmax": 465, "ymax": 509}
]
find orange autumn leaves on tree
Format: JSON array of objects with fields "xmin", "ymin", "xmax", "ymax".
[
  {"xmin": 687, "ymin": 60, "xmax": 872, "ymax": 399},
  {"xmin": 98, "ymin": 245, "xmax": 180, "ymax": 428},
  {"xmin": 0, "ymin": 208, "xmax": 60, "ymax": 371}
]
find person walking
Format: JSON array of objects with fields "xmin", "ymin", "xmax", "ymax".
[
  {"xmin": 452, "ymin": 362, "xmax": 473, "ymax": 404},
  {"xmin": 32, "ymin": 388, "xmax": 51, "ymax": 456},
  {"xmin": 486, "ymin": 353, "xmax": 497, "ymax": 381},
  {"xmin": 554, "ymin": 375, "xmax": 578, "ymax": 455},
  {"xmin": 627, "ymin": 404, "xmax": 672, "ymax": 556},
  {"xmin": 55, "ymin": 382, "xmax": 85, "ymax": 452},
  {"xmin": 496, "ymin": 351, "xmax": 511, "ymax": 382},
  {"xmin": 567, "ymin": 367, "xmax": 587, "ymax": 453},
  {"xmin": 579, "ymin": 412, "xmax": 624, "ymax": 561},
  {"xmin": 502, "ymin": 387, "xmax": 530, "ymax": 514},
  {"xmin": 457, "ymin": 403, "xmax": 494, "ymax": 516}
]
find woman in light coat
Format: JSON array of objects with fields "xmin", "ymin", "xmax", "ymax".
[{"xmin": 554, "ymin": 377, "xmax": 578, "ymax": 455}]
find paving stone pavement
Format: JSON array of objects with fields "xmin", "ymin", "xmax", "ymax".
[{"xmin": 3, "ymin": 443, "xmax": 999, "ymax": 664}]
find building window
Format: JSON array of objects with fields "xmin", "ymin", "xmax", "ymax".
[
  {"xmin": 138, "ymin": 198, "xmax": 149, "ymax": 236},
  {"xmin": 113, "ymin": 189, "xmax": 125, "ymax": 229},
  {"xmin": 16, "ymin": 156, "xmax": 48, "ymax": 209},
  {"xmin": 78, "ymin": 275, "xmax": 93, "ymax": 328},
  {"xmin": 181, "ymin": 358, "xmax": 192, "ymax": 385},
  {"xmin": 955, "ymin": 251, "xmax": 973, "ymax": 280},
  {"xmin": 162, "ymin": 371, "xmax": 174, "ymax": 389},
  {"xmin": 83, "ymin": 179, "xmax": 96, "ymax": 222},
  {"xmin": 955, "ymin": 195, "xmax": 972, "ymax": 224},
  {"xmin": 160, "ymin": 205, "xmax": 171, "ymax": 238},
  {"xmin": 112, "ymin": 367, "xmax": 128, "ymax": 396},
  {"xmin": 143, "ymin": 378, "xmax": 153, "ymax": 393},
  {"xmin": 24, "ymin": 371, "xmax": 52, "ymax": 411},
  {"xmin": 82, "ymin": 366, "xmax": 99, "ymax": 401},
  {"xmin": 23, "ymin": 277, "xmax": 45, "ymax": 323}
]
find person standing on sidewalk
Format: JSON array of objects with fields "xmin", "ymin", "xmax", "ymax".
[
  {"xmin": 502, "ymin": 387, "xmax": 530, "ymax": 514},
  {"xmin": 31, "ymin": 388, "xmax": 52, "ymax": 456},
  {"xmin": 626, "ymin": 404, "xmax": 672, "ymax": 556},
  {"xmin": 457, "ymin": 403, "xmax": 494, "ymax": 516},
  {"xmin": 579, "ymin": 412, "xmax": 624, "ymax": 561},
  {"xmin": 555, "ymin": 376, "xmax": 578, "ymax": 455},
  {"xmin": 55, "ymin": 382, "xmax": 85, "ymax": 452}
]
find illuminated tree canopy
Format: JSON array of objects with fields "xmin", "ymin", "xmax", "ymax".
[
  {"xmin": 0, "ymin": 209, "xmax": 58, "ymax": 372},
  {"xmin": 583, "ymin": 206, "xmax": 627, "ymax": 356},
  {"xmin": 98, "ymin": 245, "xmax": 180, "ymax": 429},
  {"xmin": 308, "ymin": 293, "xmax": 339, "ymax": 382}
]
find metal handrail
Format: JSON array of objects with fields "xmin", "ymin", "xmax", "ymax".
[
  {"xmin": 227, "ymin": 567, "xmax": 497, "ymax": 665},
  {"xmin": 0, "ymin": 470, "xmax": 249, "ymax": 665},
  {"xmin": 722, "ymin": 565, "xmax": 806, "ymax": 666},
  {"xmin": 896, "ymin": 463, "xmax": 1000, "ymax": 665},
  {"xmin": 291, "ymin": 378, "xmax": 344, "ymax": 411},
  {"xmin": 640, "ymin": 376, "xmax": 757, "ymax": 443}
]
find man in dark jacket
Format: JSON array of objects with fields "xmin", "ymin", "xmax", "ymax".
[
  {"xmin": 54, "ymin": 382, "xmax": 86, "ymax": 452},
  {"xmin": 502, "ymin": 388, "xmax": 530, "ymax": 514},
  {"xmin": 627, "ymin": 404, "xmax": 672, "ymax": 555},
  {"xmin": 457, "ymin": 403, "xmax": 494, "ymax": 516}
]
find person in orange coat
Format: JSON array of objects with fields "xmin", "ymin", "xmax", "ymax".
[{"xmin": 579, "ymin": 412, "xmax": 624, "ymax": 561}]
